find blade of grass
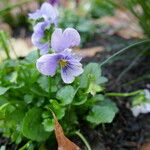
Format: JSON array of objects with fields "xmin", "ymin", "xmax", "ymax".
[
  {"xmin": 100, "ymin": 39, "xmax": 150, "ymax": 67},
  {"xmin": 0, "ymin": 31, "xmax": 11, "ymax": 59},
  {"xmin": 116, "ymin": 48, "xmax": 147, "ymax": 82}
]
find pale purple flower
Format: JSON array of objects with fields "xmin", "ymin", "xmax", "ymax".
[
  {"xmin": 30, "ymin": 2, "xmax": 59, "ymax": 54},
  {"xmin": 31, "ymin": 21, "xmax": 51, "ymax": 54},
  {"xmin": 36, "ymin": 49, "xmax": 83, "ymax": 84},
  {"xmin": 51, "ymin": 28, "xmax": 81, "ymax": 53},
  {"xmin": 29, "ymin": 2, "xmax": 58, "ymax": 25}
]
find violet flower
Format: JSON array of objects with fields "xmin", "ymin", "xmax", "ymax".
[
  {"xmin": 29, "ymin": 2, "xmax": 58, "ymax": 25},
  {"xmin": 32, "ymin": 21, "xmax": 50, "ymax": 54},
  {"xmin": 51, "ymin": 28, "xmax": 81, "ymax": 53},
  {"xmin": 36, "ymin": 49, "xmax": 83, "ymax": 83},
  {"xmin": 29, "ymin": 3, "xmax": 58, "ymax": 54}
]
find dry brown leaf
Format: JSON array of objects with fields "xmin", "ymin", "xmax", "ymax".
[
  {"xmin": 139, "ymin": 142, "xmax": 150, "ymax": 150},
  {"xmin": 94, "ymin": 9, "xmax": 144, "ymax": 39},
  {"xmin": 52, "ymin": 112, "xmax": 81, "ymax": 150},
  {"xmin": 75, "ymin": 46, "xmax": 104, "ymax": 57}
]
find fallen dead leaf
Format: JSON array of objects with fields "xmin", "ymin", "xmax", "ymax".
[
  {"xmin": 52, "ymin": 111, "xmax": 81, "ymax": 150},
  {"xmin": 94, "ymin": 9, "xmax": 144, "ymax": 39},
  {"xmin": 75, "ymin": 46, "xmax": 104, "ymax": 57},
  {"xmin": 139, "ymin": 143, "xmax": 150, "ymax": 150}
]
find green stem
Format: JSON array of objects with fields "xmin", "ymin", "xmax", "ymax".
[
  {"xmin": 75, "ymin": 131, "xmax": 92, "ymax": 150},
  {"xmin": 0, "ymin": 31, "xmax": 10, "ymax": 59},
  {"xmin": 100, "ymin": 39, "xmax": 150, "ymax": 67},
  {"xmin": 48, "ymin": 77, "xmax": 51, "ymax": 96},
  {"xmin": 106, "ymin": 90, "xmax": 142, "ymax": 97}
]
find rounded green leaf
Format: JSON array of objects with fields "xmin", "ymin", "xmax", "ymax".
[
  {"xmin": 86, "ymin": 100, "xmax": 118, "ymax": 125},
  {"xmin": 80, "ymin": 63, "xmax": 102, "ymax": 88},
  {"xmin": 22, "ymin": 107, "xmax": 49, "ymax": 141},
  {"xmin": 56, "ymin": 86, "xmax": 75, "ymax": 105}
]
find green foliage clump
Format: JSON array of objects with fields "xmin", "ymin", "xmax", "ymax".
[{"xmin": 0, "ymin": 51, "xmax": 118, "ymax": 149}]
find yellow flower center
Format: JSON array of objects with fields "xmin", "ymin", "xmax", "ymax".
[{"xmin": 59, "ymin": 59, "xmax": 68, "ymax": 68}]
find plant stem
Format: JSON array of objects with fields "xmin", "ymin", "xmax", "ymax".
[
  {"xmin": 106, "ymin": 90, "xmax": 142, "ymax": 97},
  {"xmin": 75, "ymin": 131, "xmax": 92, "ymax": 150},
  {"xmin": 100, "ymin": 39, "xmax": 150, "ymax": 67},
  {"xmin": 0, "ymin": 31, "xmax": 11, "ymax": 59},
  {"xmin": 48, "ymin": 77, "xmax": 51, "ymax": 96}
]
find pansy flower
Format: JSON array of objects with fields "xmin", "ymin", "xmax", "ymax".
[
  {"xmin": 29, "ymin": 2, "xmax": 58, "ymax": 54},
  {"xmin": 31, "ymin": 21, "xmax": 51, "ymax": 54},
  {"xmin": 36, "ymin": 49, "xmax": 83, "ymax": 83},
  {"xmin": 29, "ymin": 2, "xmax": 58, "ymax": 25}
]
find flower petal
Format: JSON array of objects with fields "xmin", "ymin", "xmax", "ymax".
[
  {"xmin": 28, "ymin": 2, "xmax": 58, "ymax": 25},
  {"xmin": 61, "ymin": 28, "xmax": 80, "ymax": 50},
  {"xmin": 51, "ymin": 28, "xmax": 80, "ymax": 52},
  {"xmin": 36, "ymin": 54, "xmax": 59, "ymax": 76},
  {"xmin": 28, "ymin": 10, "xmax": 41, "ymax": 20},
  {"xmin": 51, "ymin": 28, "xmax": 63, "ymax": 52},
  {"xmin": 67, "ymin": 62, "xmax": 84, "ymax": 76},
  {"xmin": 40, "ymin": 2, "xmax": 58, "ymax": 22},
  {"xmin": 60, "ymin": 50, "xmax": 83, "ymax": 83},
  {"xmin": 39, "ymin": 43, "xmax": 49, "ymax": 55},
  {"xmin": 61, "ymin": 68, "xmax": 75, "ymax": 84}
]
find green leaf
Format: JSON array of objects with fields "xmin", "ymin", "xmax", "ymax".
[
  {"xmin": 42, "ymin": 118, "xmax": 54, "ymax": 132},
  {"xmin": 6, "ymin": 104, "xmax": 26, "ymax": 129},
  {"xmin": 11, "ymin": 132, "xmax": 22, "ymax": 144},
  {"xmin": 24, "ymin": 94, "xmax": 33, "ymax": 104},
  {"xmin": 0, "ymin": 87, "xmax": 9, "ymax": 95},
  {"xmin": 22, "ymin": 107, "xmax": 49, "ymax": 141},
  {"xmin": 132, "ymin": 90, "xmax": 149, "ymax": 106},
  {"xmin": 49, "ymin": 100, "xmax": 66, "ymax": 119},
  {"xmin": 86, "ymin": 82, "xmax": 103, "ymax": 95},
  {"xmin": 37, "ymin": 76, "xmax": 49, "ymax": 93},
  {"xmin": 8, "ymin": 72, "xmax": 18, "ymax": 83},
  {"xmin": 56, "ymin": 86, "xmax": 75, "ymax": 105},
  {"xmin": 0, "ymin": 103, "xmax": 10, "ymax": 119},
  {"xmin": 73, "ymin": 94, "xmax": 87, "ymax": 106},
  {"xmin": 80, "ymin": 63, "xmax": 101, "ymax": 88},
  {"xmin": 25, "ymin": 50, "xmax": 39, "ymax": 63},
  {"xmin": 0, "ymin": 96, "xmax": 8, "ymax": 105},
  {"xmin": 99, "ymin": 76, "xmax": 108, "ymax": 84},
  {"xmin": 86, "ymin": 99, "xmax": 118, "ymax": 125}
]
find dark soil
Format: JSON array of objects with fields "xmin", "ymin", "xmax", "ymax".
[
  {"xmin": 1, "ymin": 33, "xmax": 150, "ymax": 150},
  {"xmin": 80, "ymin": 34, "xmax": 150, "ymax": 150}
]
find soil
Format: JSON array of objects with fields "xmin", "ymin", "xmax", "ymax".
[
  {"xmin": 1, "ymin": 33, "xmax": 150, "ymax": 150},
  {"xmin": 79, "ymin": 34, "xmax": 150, "ymax": 150}
]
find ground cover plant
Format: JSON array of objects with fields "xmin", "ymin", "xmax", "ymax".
[
  {"xmin": 0, "ymin": 1, "xmax": 150, "ymax": 150},
  {"xmin": 0, "ymin": 2, "xmax": 119, "ymax": 149}
]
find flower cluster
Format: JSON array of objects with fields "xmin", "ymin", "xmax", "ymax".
[{"xmin": 29, "ymin": 2, "xmax": 83, "ymax": 83}]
